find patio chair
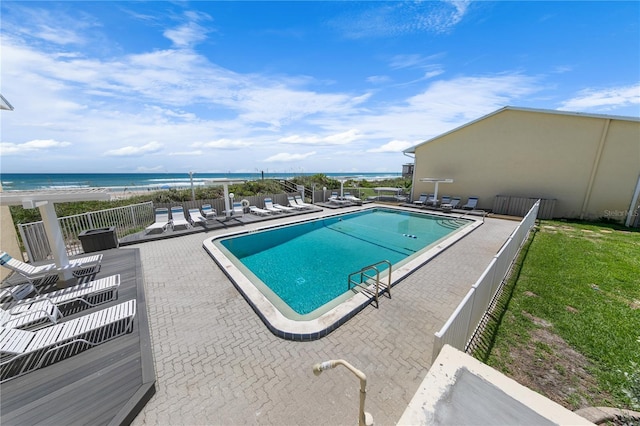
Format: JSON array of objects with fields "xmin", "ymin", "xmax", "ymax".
[
  {"xmin": 426, "ymin": 194, "xmax": 438, "ymax": 206},
  {"xmin": 344, "ymin": 192, "xmax": 362, "ymax": 205},
  {"xmin": 287, "ymin": 196, "xmax": 306, "ymax": 210},
  {"xmin": 462, "ymin": 197, "xmax": 479, "ymax": 210},
  {"xmin": 441, "ymin": 196, "xmax": 460, "ymax": 212},
  {"xmin": 328, "ymin": 192, "xmax": 348, "ymax": 205},
  {"xmin": 0, "ymin": 283, "xmax": 37, "ymax": 304},
  {"xmin": 232, "ymin": 202, "xmax": 245, "ymax": 217},
  {"xmin": 188, "ymin": 208, "xmax": 207, "ymax": 226},
  {"xmin": 263, "ymin": 198, "xmax": 284, "ymax": 214},
  {"xmin": 413, "ymin": 193, "xmax": 428, "ymax": 206},
  {"xmin": 201, "ymin": 204, "xmax": 218, "ymax": 221},
  {"xmin": 250, "ymin": 206, "xmax": 271, "ymax": 216},
  {"xmin": 170, "ymin": 206, "xmax": 192, "ymax": 230},
  {"xmin": 273, "ymin": 201, "xmax": 295, "ymax": 212},
  {"xmin": 0, "ymin": 252, "xmax": 103, "ymax": 289},
  {"xmin": 1, "ymin": 299, "xmax": 62, "ymax": 331},
  {"xmin": 0, "ymin": 299, "xmax": 136, "ymax": 382},
  {"xmin": 145, "ymin": 207, "xmax": 170, "ymax": 234},
  {"xmin": 294, "ymin": 196, "xmax": 313, "ymax": 208},
  {"xmin": 3, "ymin": 274, "xmax": 121, "ymax": 318}
]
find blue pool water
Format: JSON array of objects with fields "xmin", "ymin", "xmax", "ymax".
[{"xmin": 217, "ymin": 208, "xmax": 468, "ymax": 316}]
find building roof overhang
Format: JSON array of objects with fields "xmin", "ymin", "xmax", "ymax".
[{"xmin": 403, "ymin": 106, "xmax": 640, "ymax": 154}]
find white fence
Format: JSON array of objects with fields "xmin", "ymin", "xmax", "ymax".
[
  {"xmin": 431, "ymin": 199, "xmax": 540, "ymax": 362},
  {"xmin": 18, "ymin": 202, "xmax": 154, "ymax": 261}
]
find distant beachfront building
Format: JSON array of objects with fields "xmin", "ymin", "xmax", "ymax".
[{"xmin": 404, "ymin": 106, "xmax": 640, "ymax": 226}]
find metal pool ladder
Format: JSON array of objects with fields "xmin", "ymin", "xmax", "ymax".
[{"xmin": 348, "ymin": 260, "xmax": 392, "ymax": 308}]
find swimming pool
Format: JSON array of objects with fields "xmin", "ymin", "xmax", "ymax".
[{"xmin": 204, "ymin": 206, "xmax": 482, "ymax": 340}]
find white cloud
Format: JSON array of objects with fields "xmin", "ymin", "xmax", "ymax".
[
  {"xmin": 424, "ymin": 69, "xmax": 445, "ymax": 79},
  {"xmin": 334, "ymin": 1, "xmax": 472, "ymax": 39},
  {"xmin": 104, "ymin": 141, "xmax": 164, "ymax": 157},
  {"xmin": 263, "ymin": 151, "xmax": 317, "ymax": 163},
  {"xmin": 367, "ymin": 75, "xmax": 391, "ymax": 84},
  {"xmin": 368, "ymin": 140, "xmax": 415, "ymax": 153},
  {"xmin": 164, "ymin": 22, "xmax": 209, "ymax": 48},
  {"xmin": 192, "ymin": 139, "xmax": 253, "ymax": 149},
  {"xmin": 136, "ymin": 165, "xmax": 166, "ymax": 172},
  {"xmin": 279, "ymin": 129, "xmax": 362, "ymax": 146},
  {"xmin": 169, "ymin": 150, "xmax": 204, "ymax": 156},
  {"xmin": 559, "ymin": 84, "xmax": 640, "ymax": 111},
  {"xmin": 0, "ymin": 139, "xmax": 72, "ymax": 155}
]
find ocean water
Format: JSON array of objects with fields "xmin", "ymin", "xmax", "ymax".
[{"xmin": 0, "ymin": 172, "xmax": 402, "ymax": 192}]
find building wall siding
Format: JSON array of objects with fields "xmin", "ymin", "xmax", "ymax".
[{"xmin": 412, "ymin": 109, "xmax": 640, "ymax": 221}]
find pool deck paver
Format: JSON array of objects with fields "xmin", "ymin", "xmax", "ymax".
[{"xmin": 130, "ymin": 206, "xmax": 519, "ymax": 425}]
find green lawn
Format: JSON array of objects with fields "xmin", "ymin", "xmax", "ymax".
[{"xmin": 473, "ymin": 220, "xmax": 640, "ymax": 411}]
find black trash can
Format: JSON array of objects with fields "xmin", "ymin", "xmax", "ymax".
[{"xmin": 78, "ymin": 227, "xmax": 119, "ymax": 253}]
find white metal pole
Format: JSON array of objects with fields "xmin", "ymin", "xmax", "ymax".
[{"xmin": 38, "ymin": 201, "xmax": 73, "ymax": 281}]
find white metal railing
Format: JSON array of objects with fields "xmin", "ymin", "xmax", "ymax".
[
  {"xmin": 18, "ymin": 202, "xmax": 154, "ymax": 261},
  {"xmin": 431, "ymin": 199, "xmax": 540, "ymax": 362},
  {"xmin": 348, "ymin": 260, "xmax": 392, "ymax": 308}
]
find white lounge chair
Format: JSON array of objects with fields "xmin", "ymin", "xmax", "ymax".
[
  {"xmin": 413, "ymin": 193, "xmax": 428, "ymax": 206},
  {"xmin": 294, "ymin": 196, "xmax": 313, "ymax": 208},
  {"xmin": 250, "ymin": 206, "xmax": 271, "ymax": 216},
  {"xmin": 272, "ymin": 201, "xmax": 295, "ymax": 212},
  {"xmin": 344, "ymin": 192, "xmax": 362, "ymax": 205},
  {"xmin": 287, "ymin": 196, "xmax": 306, "ymax": 210},
  {"xmin": 263, "ymin": 198, "xmax": 284, "ymax": 214},
  {"xmin": 232, "ymin": 202, "xmax": 244, "ymax": 217},
  {"xmin": 0, "ymin": 283, "xmax": 37, "ymax": 304},
  {"xmin": 328, "ymin": 192, "xmax": 348, "ymax": 205},
  {"xmin": 0, "ymin": 299, "xmax": 136, "ymax": 382},
  {"xmin": 4, "ymin": 274, "xmax": 121, "ymax": 316},
  {"xmin": 188, "ymin": 208, "xmax": 207, "ymax": 226},
  {"xmin": 462, "ymin": 197, "xmax": 479, "ymax": 210},
  {"xmin": 201, "ymin": 204, "xmax": 217, "ymax": 221},
  {"xmin": 1, "ymin": 299, "xmax": 62, "ymax": 331},
  {"xmin": 170, "ymin": 206, "xmax": 192, "ymax": 230},
  {"xmin": 145, "ymin": 207, "xmax": 170, "ymax": 234},
  {"xmin": 441, "ymin": 196, "xmax": 458, "ymax": 211},
  {"xmin": 0, "ymin": 252, "xmax": 103, "ymax": 290}
]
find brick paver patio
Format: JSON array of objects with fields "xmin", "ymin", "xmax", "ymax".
[{"xmin": 130, "ymin": 207, "xmax": 518, "ymax": 425}]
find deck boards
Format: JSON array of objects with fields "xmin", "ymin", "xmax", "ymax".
[{"xmin": 1, "ymin": 248, "xmax": 155, "ymax": 425}]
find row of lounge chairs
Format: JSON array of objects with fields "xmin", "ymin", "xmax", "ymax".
[
  {"xmin": 328, "ymin": 192, "xmax": 362, "ymax": 206},
  {"xmin": 1, "ymin": 274, "xmax": 121, "ymax": 330},
  {"xmin": 249, "ymin": 196, "xmax": 314, "ymax": 216},
  {"xmin": 0, "ymin": 252, "xmax": 103, "ymax": 301},
  {"xmin": 146, "ymin": 196, "xmax": 317, "ymax": 232},
  {"xmin": 145, "ymin": 206, "xmax": 194, "ymax": 234},
  {"xmin": 413, "ymin": 194, "xmax": 479, "ymax": 210},
  {"xmin": 0, "ymin": 253, "xmax": 135, "ymax": 382},
  {"xmin": 1, "ymin": 299, "xmax": 136, "ymax": 382}
]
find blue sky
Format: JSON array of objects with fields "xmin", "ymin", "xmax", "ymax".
[{"xmin": 1, "ymin": 1, "xmax": 638, "ymax": 174}]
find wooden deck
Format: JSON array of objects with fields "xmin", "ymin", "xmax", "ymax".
[{"xmin": 1, "ymin": 248, "xmax": 155, "ymax": 426}]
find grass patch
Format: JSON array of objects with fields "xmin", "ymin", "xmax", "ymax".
[{"xmin": 473, "ymin": 220, "xmax": 640, "ymax": 411}]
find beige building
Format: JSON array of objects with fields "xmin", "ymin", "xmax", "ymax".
[{"xmin": 405, "ymin": 106, "xmax": 640, "ymax": 225}]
